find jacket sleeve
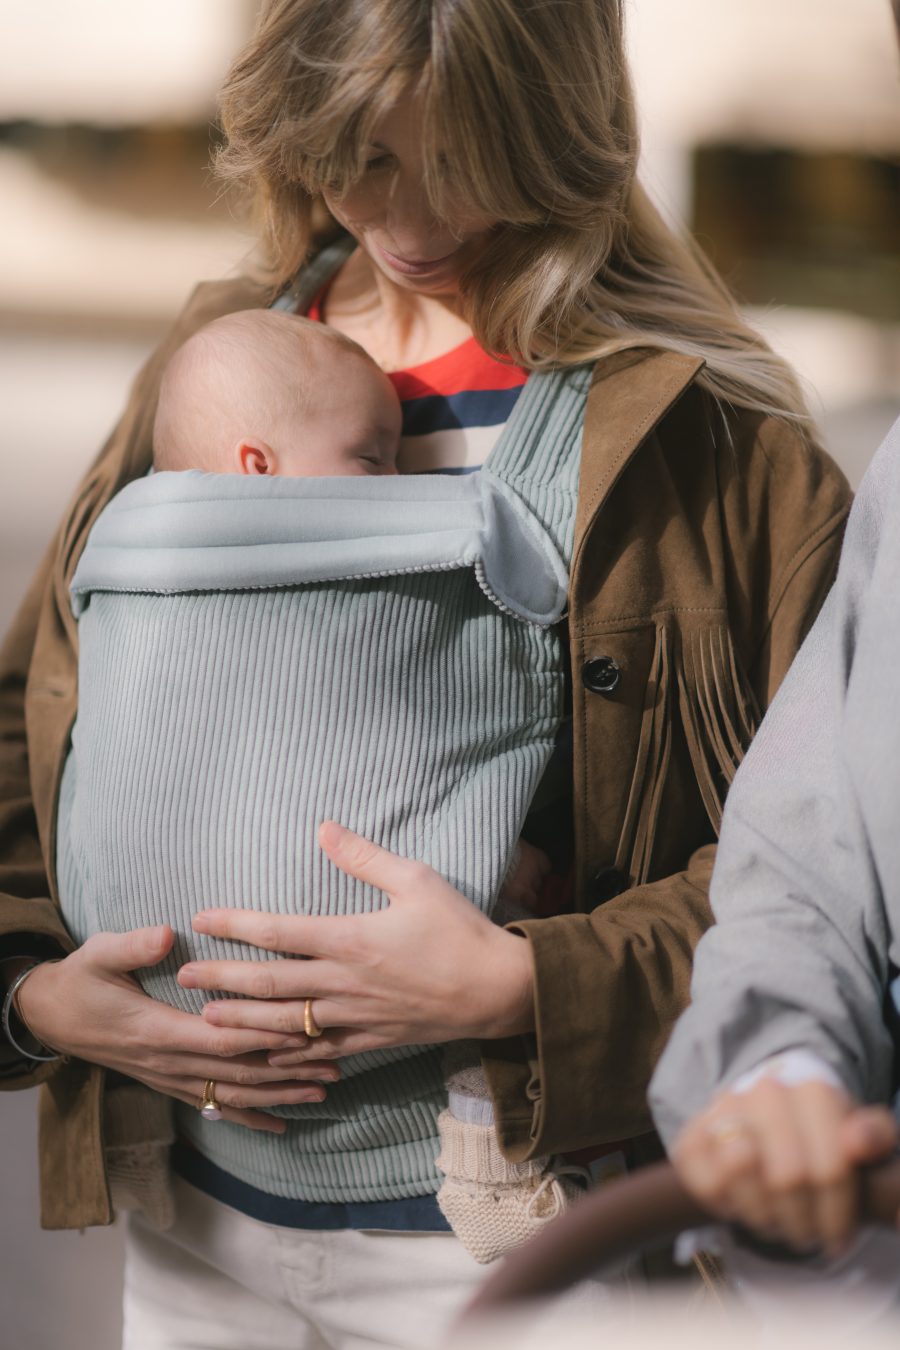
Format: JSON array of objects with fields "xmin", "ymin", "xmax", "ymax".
[
  {"xmin": 484, "ymin": 844, "xmax": 717, "ymax": 1159},
  {"xmin": 0, "ymin": 531, "xmax": 77, "ymax": 1086},
  {"xmin": 0, "ymin": 349, "xmax": 168, "ymax": 1088},
  {"xmin": 649, "ymin": 424, "xmax": 900, "ymax": 1147},
  {"xmin": 0, "ymin": 278, "xmax": 269, "ymax": 1088},
  {"xmin": 483, "ymin": 415, "xmax": 854, "ymax": 1160}
]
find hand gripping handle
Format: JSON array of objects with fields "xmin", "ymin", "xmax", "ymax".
[{"xmin": 461, "ymin": 1157, "xmax": 900, "ymax": 1319}]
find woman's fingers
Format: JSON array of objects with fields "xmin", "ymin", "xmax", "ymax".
[
  {"xmin": 201, "ymin": 994, "xmax": 368, "ymax": 1034},
  {"xmin": 188, "ymin": 1077, "xmax": 328, "ymax": 1111},
  {"xmin": 164, "ymin": 1051, "xmax": 340, "ymax": 1087},
  {"xmin": 190, "ymin": 828, "xmax": 533, "ymax": 1051},
  {"xmin": 189, "ymin": 823, "xmax": 428, "ymax": 956},
  {"xmin": 267, "ymin": 1029, "xmax": 387, "ymax": 1064},
  {"xmin": 191, "ymin": 909, "xmax": 355, "ymax": 961},
  {"xmin": 199, "ymin": 999, "xmax": 385, "ymax": 1059},
  {"xmin": 152, "ymin": 1080, "xmax": 316, "ymax": 1134},
  {"xmin": 142, "ymin": 1000, "xmax": 311, "ymax": 1058},
  {"xmin": 202, "ymin": 997, "xmax": 308, "ymax": 1034},
  {"xmin": 162, "ymin": 1087, "xmax": 287, "ymax": 1134},
  {"xmin": 180, "ymin": 958, "xmax": 343, "ymax": 1000},
  {"xmin": 11, "ymin": 937, "xmax": 342, "ymax": 1137},
  {"xmin": 203, "ymin": 998, "xmax": 313, "ymax": 1036}
]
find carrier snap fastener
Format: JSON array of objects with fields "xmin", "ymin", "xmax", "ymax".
[{"xmin": 581, "ymin": 656, "xmax": 620, "ymax": 695}]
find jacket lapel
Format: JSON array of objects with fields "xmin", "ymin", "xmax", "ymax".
[{"xmin": 571, "ymin": 349, "xmax": 705, "ymax": 589}]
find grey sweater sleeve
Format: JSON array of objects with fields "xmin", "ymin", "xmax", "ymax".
[{"xmin": 650, "ymin": 421, "xmax": 900, "ymax": 1147}]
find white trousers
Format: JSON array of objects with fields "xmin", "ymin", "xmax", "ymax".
[
  {"xmin": 122, "ymin": 1177, "xmax": 488, "ymax": 1350},
  {"xmin": 122, "ymin": 1176, "xmax": 638, "ymax": 1350}
]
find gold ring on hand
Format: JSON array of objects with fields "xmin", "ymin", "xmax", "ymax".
[
  {"xmin": 199, "ymin": 1078, "xmax": 223, "ymax": 1121},
  {"xmin": 304, "ymin": 998, "xmax": 323, "ymax": 1039},
  {"xmin": 706, "ymin": 1115, "xmax": 750, "ymax": 1145}
]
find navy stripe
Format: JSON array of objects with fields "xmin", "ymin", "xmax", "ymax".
[
  {"xmin": 401, "ymin": 387, "xmax": 523, "ymax": 436},
  {"xmin": 172, "ymin": 1138, "xmax": 451, "ymax": 1231}
]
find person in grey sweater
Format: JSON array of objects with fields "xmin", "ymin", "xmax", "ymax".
[
  {"xmin": 651, "ymin": 4, "xmax": 900, "ymax": 1268},
  {"xmin": 649, "ymin": 411, "xmax": 900, "ymax": 1261}
]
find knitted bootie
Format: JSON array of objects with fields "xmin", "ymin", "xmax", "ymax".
[{"xmin": 435, "ymin": 1109, "xmax": 586, "ymax": 1264}]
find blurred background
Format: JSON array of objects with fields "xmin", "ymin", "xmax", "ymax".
[{"xmin": 1, "ymin": 2, "xmax": 898, "ymax": 1346}]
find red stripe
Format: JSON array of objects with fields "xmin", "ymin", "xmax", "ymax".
[
  {"xmin": 306, "ymin": 289, "xmax": 327, "ymax": 323},
  {"xmin": 389, "ymin": 339, "xmax": 527, "ymax": 402}
]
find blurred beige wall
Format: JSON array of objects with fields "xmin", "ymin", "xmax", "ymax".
[
  {"xmin": 1, "ymin": 9, "xmax": 258, "ymax": 1349},
  {"xmin": 1, "ymin": 4, "xmax": 898, "ymax": 1348}
]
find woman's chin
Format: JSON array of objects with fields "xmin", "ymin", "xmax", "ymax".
[{"xmin": 369, "ymin": 249, "xmax": 462, "ymax": 296}]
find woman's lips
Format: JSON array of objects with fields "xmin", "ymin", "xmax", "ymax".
[{"xmin": 375, "ymin": 243, "xmax": 459, "ymax": 277}]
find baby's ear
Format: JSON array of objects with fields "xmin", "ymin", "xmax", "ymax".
[{"xmin": 237, "ymin": 440, "xmax": 273, "ymax": 475}]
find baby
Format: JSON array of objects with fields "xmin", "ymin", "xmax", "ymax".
[
  {"xmin": 152, "ymin": 308, "xmax": 401, "ymax": 478},
  {"xmin": 145, "ymin": 306, "xmax": 569, "ymax": 1257}
]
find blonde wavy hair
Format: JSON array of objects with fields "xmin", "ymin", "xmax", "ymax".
[{"xmin": 217, "ymin": 0, "xmax": 808, "ymax": 421}]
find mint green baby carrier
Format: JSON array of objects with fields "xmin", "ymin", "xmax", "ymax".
[{"xmin": 56, "ymin": 252, "xmax": 587, "ymax": 1203}]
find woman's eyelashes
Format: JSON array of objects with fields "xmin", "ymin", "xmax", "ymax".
[{"xmin": 364, "ymin": 153, "xmax": 395, "ymax": 174}]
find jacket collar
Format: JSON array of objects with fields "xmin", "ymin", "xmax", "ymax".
[{"xmin": 572, "ymin": 348, "xmax": 705, "ymax": 584}]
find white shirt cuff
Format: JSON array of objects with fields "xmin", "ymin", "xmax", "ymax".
[{"xmin": 730, "ymin": 1049, "xmax": 845, "ymax": 1095}]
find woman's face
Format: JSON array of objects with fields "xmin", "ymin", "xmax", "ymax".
[{"xmin": 321, "ymin": 88, "xmax": 497, "ymax": 297}]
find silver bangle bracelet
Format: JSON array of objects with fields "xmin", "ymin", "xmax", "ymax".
[{"xmin": 1, "ymin": 963, "xmax": 61, "ymax": 1063}]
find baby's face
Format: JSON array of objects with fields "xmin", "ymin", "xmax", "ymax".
[{"xmin": 261, "ymin": 350, "xmax": 401, "ymax": 478}]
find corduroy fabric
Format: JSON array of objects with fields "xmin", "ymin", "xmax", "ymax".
[{"xmin": 55, "ymin": 363, "xmax": 586, "ymax": 1202}]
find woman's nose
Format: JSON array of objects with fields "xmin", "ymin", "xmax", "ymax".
[{"xmin": 383, "ymin": 177, "xmax": 444, "ymax": 255}]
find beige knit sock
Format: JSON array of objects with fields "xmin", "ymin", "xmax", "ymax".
[
  {"xmin": 104, "ymin": 1083, "xmax": 176, "ymax": 1231},
  {"xmin": 435, "ymin": 1110, "xmax": 586, "ymax": 1264}
]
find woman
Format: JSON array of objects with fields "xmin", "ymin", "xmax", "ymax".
[{"xmin": 0, "ymin": 0, "xmax": 851, "ymax": 1344}]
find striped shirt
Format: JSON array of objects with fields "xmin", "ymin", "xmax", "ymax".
[{"xmin": 307, "ymin": 292, "xmax": 529, "ymax": 475}]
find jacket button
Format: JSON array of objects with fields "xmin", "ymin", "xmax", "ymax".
[
  {"xmin": 588, "ymin": 866, "xmax": 629, "ymax": 904},
  {"xmin": 581, "ymin": 656, "xmax": 620, "ymax": 695}
]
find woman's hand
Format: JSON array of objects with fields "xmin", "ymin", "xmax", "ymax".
[
  {"xmin": 179, "ymin": 822, "xmax": 536, "ymax": 1061},
  {"xmin": 16, "ymin": 925, "xmax": 341, "ymax": 1133},
  {"xmin": 673, "ymin": 1077, "xmax": 898, "ymax": 1256}
]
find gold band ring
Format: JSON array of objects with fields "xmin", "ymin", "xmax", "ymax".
[
  {"xmin": 706, "ymin": 1115, "xmax": 750, "ymax": 1145},
  {"xmin": 304, "ymin": 998, "xmax": 323, "ymax": 1039},
  {"xmin": 199, "ymin": 1078, "xmax": 223, "ymax": 1121}
]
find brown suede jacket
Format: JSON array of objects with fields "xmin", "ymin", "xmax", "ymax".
[{"xmin": 0, "ymin": 274, "xmax": 851, "ymax": 1228}]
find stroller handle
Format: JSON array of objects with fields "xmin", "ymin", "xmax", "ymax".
[{"xmin": 463, "ymin": 1157, "xmax": 900, "ymax": 1317}]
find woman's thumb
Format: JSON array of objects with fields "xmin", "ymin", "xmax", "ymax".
[{"xmin": 89, "ymin": 925, "xmax": 174, "ymax": 973}]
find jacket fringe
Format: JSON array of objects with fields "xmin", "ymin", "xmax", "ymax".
[
  {"xmin": 615, "ymin": 622, "xmax": 760, "ymax": 882},
  {"xmin": 676, "ymin": 624, "xmax": 760, "ymax": 833},
  {"xmin": 615, "ymin": 624, "xmax": 673, "ymax": 885}
]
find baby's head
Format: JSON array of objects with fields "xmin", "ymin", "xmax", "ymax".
[{"xmin": 152, "ymin": 309, "xmax": 401, "ymax": 477}]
